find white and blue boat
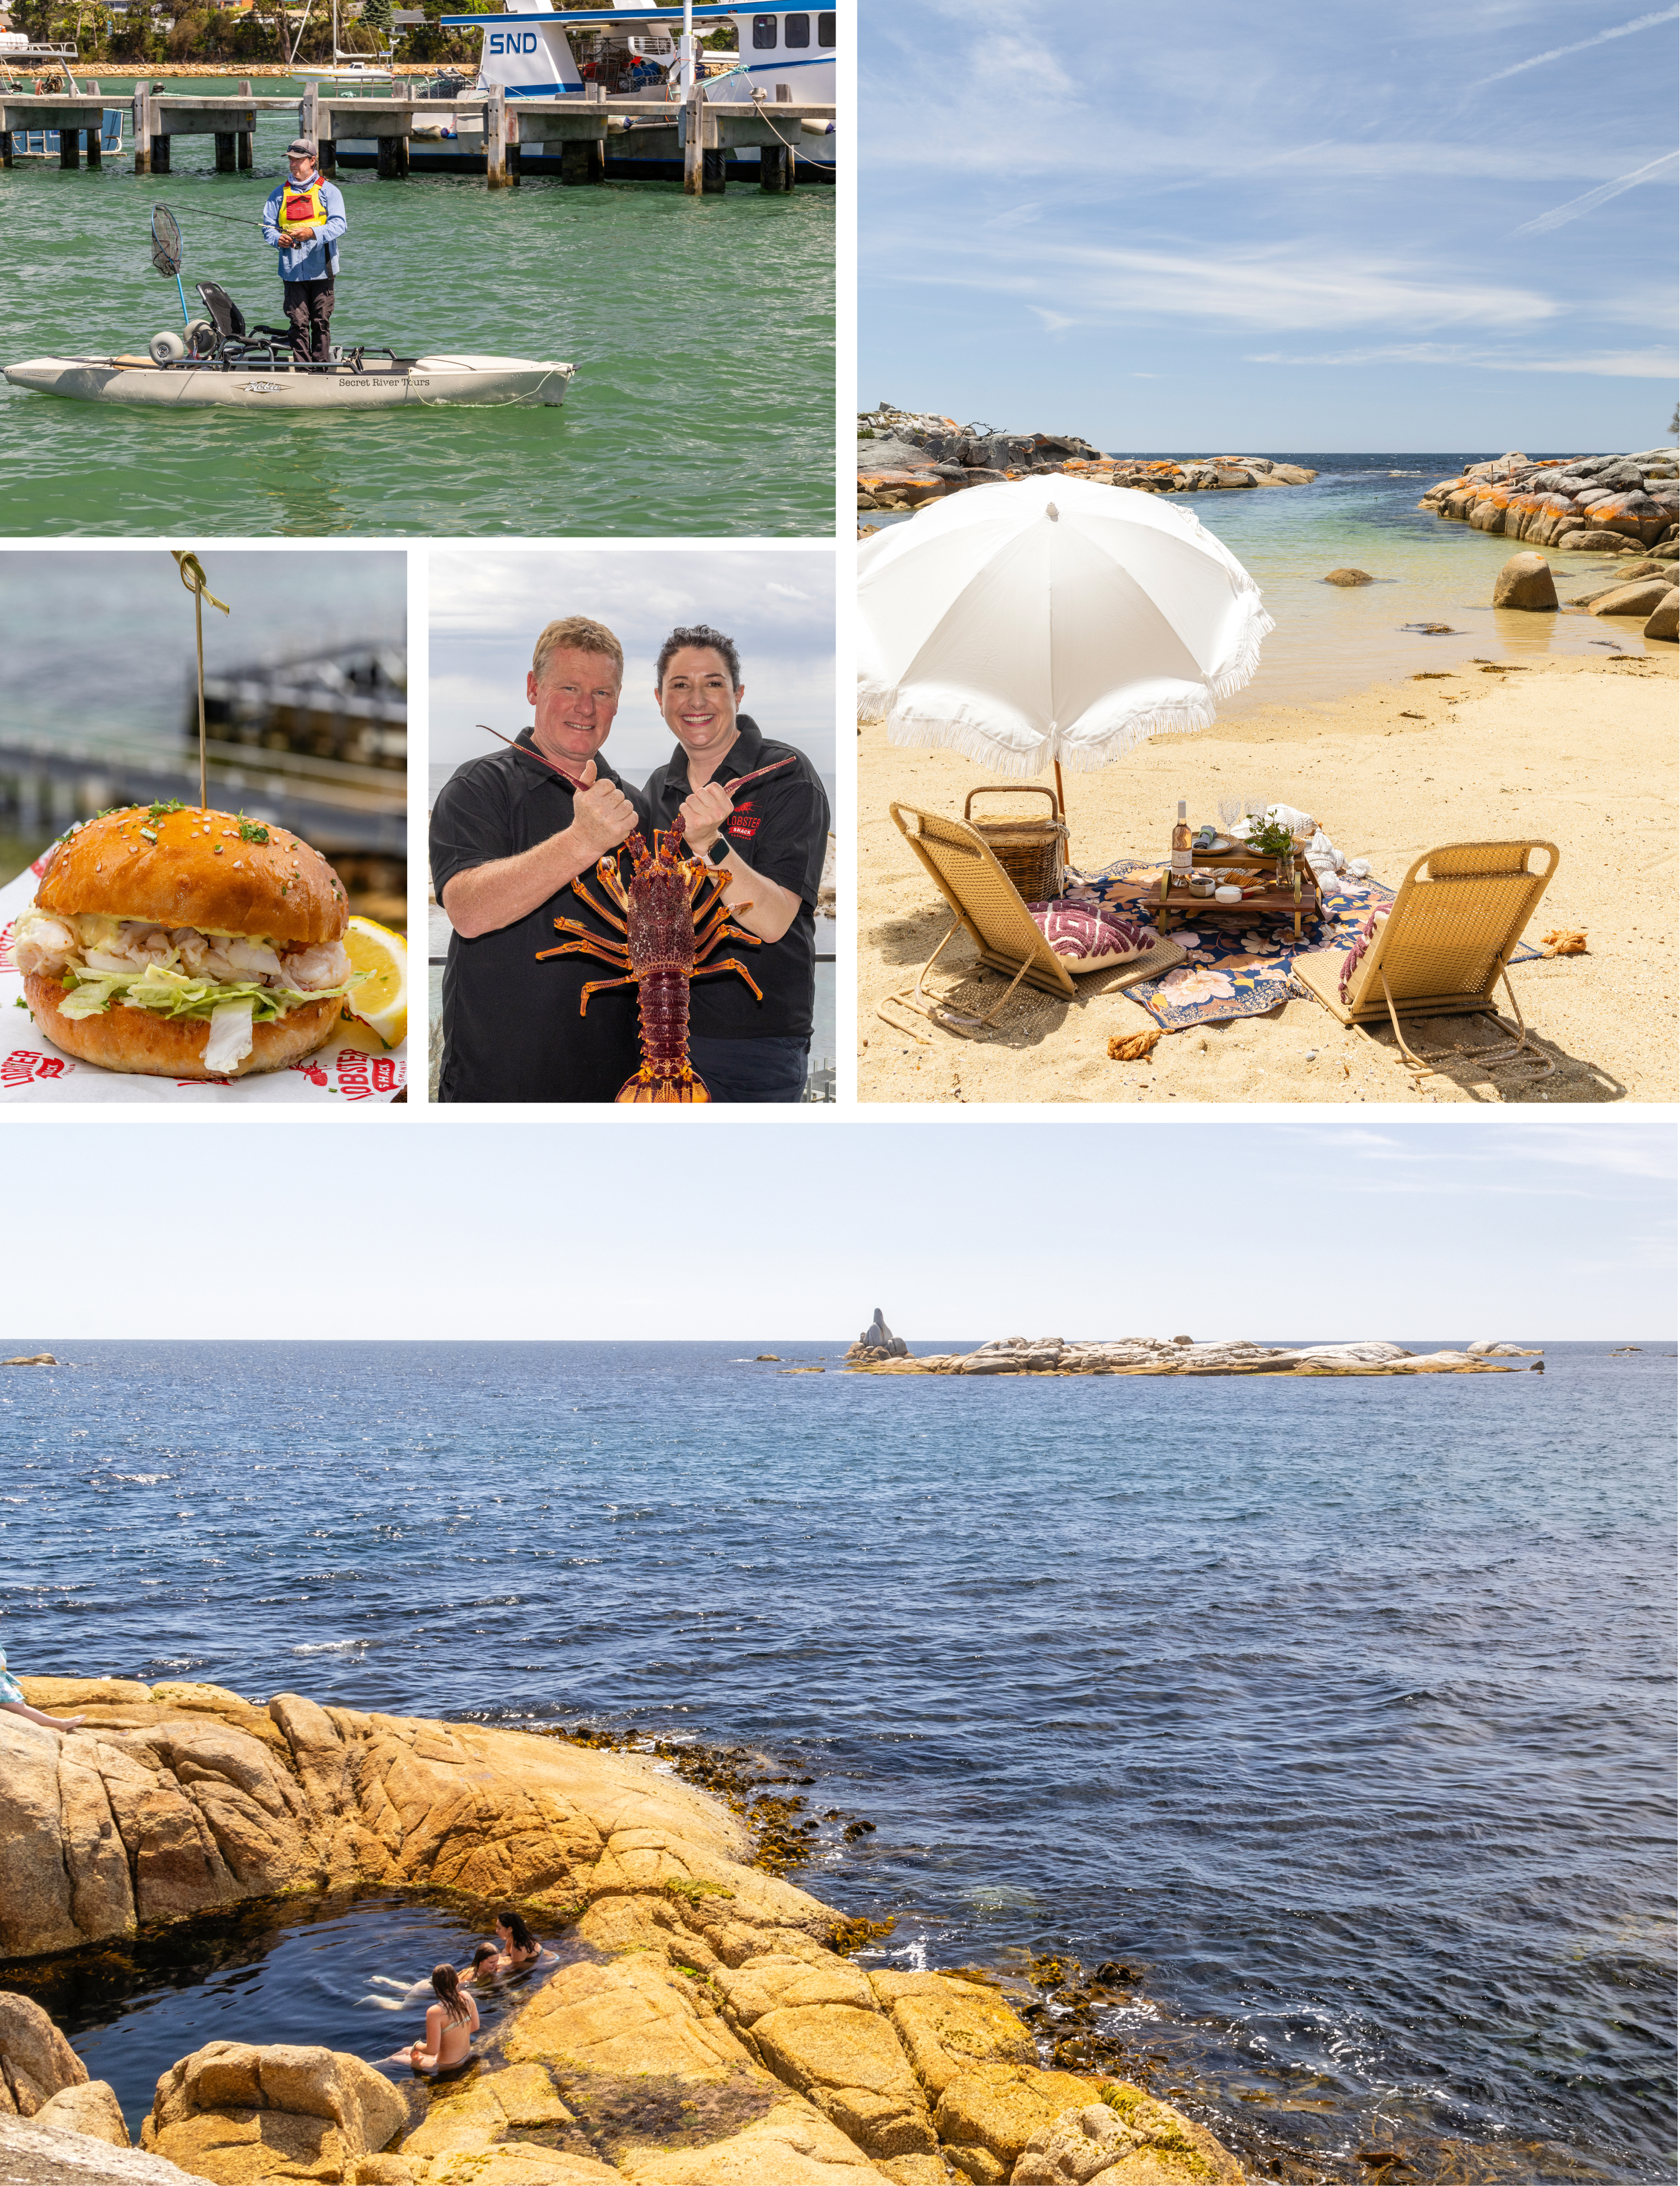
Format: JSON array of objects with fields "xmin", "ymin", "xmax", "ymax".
[{"xmin": 333, "ymin": 4, "xmax": 836, "ymax": 181}]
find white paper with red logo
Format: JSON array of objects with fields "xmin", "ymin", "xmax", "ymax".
[{"xmin": 0, "ymin": 855, "xmax": 406, "ymax": 1105}]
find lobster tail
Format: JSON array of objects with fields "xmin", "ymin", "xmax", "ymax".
[{"xmin": 615, "ymin": 1066, "xmax": 711, "ymax": 1104}]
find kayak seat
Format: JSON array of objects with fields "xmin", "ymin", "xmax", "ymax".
[{"xmin": 194, "ymin": 281, "xmax": 292, "ymax": 360}]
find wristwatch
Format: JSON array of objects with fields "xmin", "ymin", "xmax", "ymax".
[{"xmin": 706, "ymin": 834, "xmax": 732, "ymax": 866}]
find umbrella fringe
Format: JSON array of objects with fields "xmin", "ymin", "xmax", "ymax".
[
  {"xmin": 857, "ymin": 671, "xmax": 897, "ymax": 723},
  {"xmin": 881, "ymin": 710, "xmax": 1050, "ymax": 778},
  {"xmin": 1055, "ymin": 692, "xmax": 1217, "ymax": 769},
  {"xmin": 1207, "ymin": 605, "xmax": 1276, "ymax": 699}
]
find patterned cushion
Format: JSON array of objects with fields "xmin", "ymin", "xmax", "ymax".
[{"xmin": 1028, "ymin": 901, "xmax": 1158, "ymax": 970}]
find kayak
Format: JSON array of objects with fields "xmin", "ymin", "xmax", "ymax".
[{"xmin": 2, "ymin": 352, "xmax": 575, "ymax": 408}]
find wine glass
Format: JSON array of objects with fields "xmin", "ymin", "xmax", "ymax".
[{"xmin": 1216, "ymin": 795, "xmax": 1244, "ymax": 836}]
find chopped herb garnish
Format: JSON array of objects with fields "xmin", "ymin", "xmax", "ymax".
[
  {"xmin": 147, "ymin": 800, "xmax": 187, "ymax": 821},
  {"xmin": 237, "ymin": 816, "xmax": 270, "ymax": 844},
  {"xmin": 139, "ymin": 828, "xmax": 158, "ymax": 844},
  {"xmin": 13, "ymin": 996, "xmax": 27, "ymax": 1009}
]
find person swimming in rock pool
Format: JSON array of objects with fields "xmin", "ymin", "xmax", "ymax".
[
  {"xmin": 493, "ymin": 1911, "xmax": 549, "ymax": 1972},
  {"xmin": 365, "ymin": 1943, "xmax": 501, "ymax": 2009},
  {"xmin": 0, "ymin": 1648, "xmax": 86, "ymax": 1731},
  {"xmin": 388, "ymin": 1964, "xmax": 478, "ymax": 2072}
]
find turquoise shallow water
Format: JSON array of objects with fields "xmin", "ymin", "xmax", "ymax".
[
  {"xmin": 1, "ymin": 1341, "xmax": 1672, "ymax": 2185},
  {"xmin": 0, "ymin": 88, "xmax": 834, "ymax": 535},
  {"xmin": 870, "ymin": 454, "xmax": 1670, "ymax": 706}
]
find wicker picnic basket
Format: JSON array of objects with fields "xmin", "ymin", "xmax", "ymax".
[{"xmin": 962, "ymin": 785, "xmax": 1068, "ymax": 901}]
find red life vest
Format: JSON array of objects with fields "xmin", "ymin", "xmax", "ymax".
[{"xmin": 278, "ymin": 180, "xmax": 329, "ymax": 238}]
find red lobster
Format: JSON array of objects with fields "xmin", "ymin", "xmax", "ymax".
[{"xmin": 479, "ymin": 727, "xmax": 794, "ymax": 1104}]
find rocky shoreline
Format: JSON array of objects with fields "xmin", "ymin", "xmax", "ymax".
[
  {"xmin": 843, "ymin": 1334, "xmax": 1540, "ymax": 1377},
  {"xmin": 0, "ymin": 1680, "xmax": 1245, "ymax": 2186},
  {"xmin": 1419, "ymin": 447, "xmax": 1678, "ymax": 554},
  {"xmin": 857, "ymin": 406, "xmax": 1315, "ymax": 515}
]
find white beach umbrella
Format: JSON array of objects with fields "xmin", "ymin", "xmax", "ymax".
[{"xmin": 858, "ymin": 475, "xmax": 1273, "ymax": 780}]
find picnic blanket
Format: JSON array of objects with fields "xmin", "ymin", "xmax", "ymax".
[{"xmin": 1063, "ymin": 859, "xmax": 1539, "ymax": 1031}]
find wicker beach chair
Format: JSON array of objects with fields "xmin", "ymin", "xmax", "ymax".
[
  {"xmin": 883, "ymin": 800, "xmax": 1181, "ymax": 1039},
  {"xmin": 1290, "ymin": 839, "xmax": 1560, "ymax": 1080}
]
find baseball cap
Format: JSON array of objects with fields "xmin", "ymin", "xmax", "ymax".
[{"xmin": 286, "ymin": 137, "xmax": 316, "ymax": 157}]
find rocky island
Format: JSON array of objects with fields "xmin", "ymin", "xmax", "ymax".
[
  {"xmin": 858, "ymin": 405, "xmax": 1315, "ymax": 514},
  {"xmin": 843, "ymin": 1334, "xmax": 1540, "ymax": 1376},
  {"xmin": 0, "ymin": 1680, "xmax": 1243, "ymax": 2186},
  {"xmin": 1419, "ymin": 447, "xmax": 1678, "ymax": 554}
]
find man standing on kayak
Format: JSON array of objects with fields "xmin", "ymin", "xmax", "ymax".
[{"xmin": 261, "ymin": 138, "xmax": 348, "ymax": 366}]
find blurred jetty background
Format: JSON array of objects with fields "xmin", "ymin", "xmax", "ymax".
[{"xmin": 0, "ymin": 549, "xmax": 406, "ymax": 930}]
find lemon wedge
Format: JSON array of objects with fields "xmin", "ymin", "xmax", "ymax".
[{"xmin": 342, "ymin": 917, "xmax": 408, "ymax": 1050}]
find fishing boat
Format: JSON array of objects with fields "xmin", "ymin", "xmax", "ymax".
[{"xmin": 4, "ymin": 350, "xmax": 573, "ymax": 408}]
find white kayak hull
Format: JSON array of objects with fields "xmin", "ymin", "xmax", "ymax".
[{"xmin": 3, "ymin": 354, "xmax": 574, "ymax": 409}]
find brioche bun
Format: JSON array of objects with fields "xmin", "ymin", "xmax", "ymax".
[
  {"xmin": 23, "ymin": 974, "xmax": 342, "ymax": 1080},
  {"xmin": 36, "ymin": 805, "xmax": 347, "ymax": 946}
]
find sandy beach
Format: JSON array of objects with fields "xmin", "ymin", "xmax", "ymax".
[{"xmin": 858, "ymin": 648, "xmax": 1678, "ymax": 1105}]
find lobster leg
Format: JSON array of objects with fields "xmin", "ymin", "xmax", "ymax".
[
  {"xmin": 692, "ymin": 956, "xmax": 766, "ymax": 1004},
  {"xmin": 569, "ymin": 878, "xmax": 629, "ymax": 936},
  {"xmin": 544, "ymin": 916, "xmax": 631, "ymax": 955},
  {"xmin": 581, "ymin": 974, "xmax": 639, "ymax": 1013},
  {"xmin": 594, "ymin": 857, "xmax": 635, "ymax": 917}
]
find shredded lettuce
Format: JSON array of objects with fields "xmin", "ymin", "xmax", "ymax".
[{"xmin": 57, "ymin": 961, "xmax": 364, "ymax": 1024}]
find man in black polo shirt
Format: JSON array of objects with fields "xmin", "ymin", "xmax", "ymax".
[
  {"xmin": 642, "ymin": 623, "xmax": 829, "ymax": 1103},
  {"xmin": 430, "ymin": 615, "xmax": 645, "ymax": 1103}
]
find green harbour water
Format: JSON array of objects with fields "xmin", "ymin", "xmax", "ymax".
[{"xmin": 0, "ymin": 85, "xmax": 834, "ymax": 536}]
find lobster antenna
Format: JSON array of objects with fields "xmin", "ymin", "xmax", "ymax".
[{"xmin": 476, "ymin": 722, "xmax": 590, "ymax": 793}]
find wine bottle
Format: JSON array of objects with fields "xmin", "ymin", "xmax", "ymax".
[{"xmin": 1171, "ymin": 799, "xmax": 1192, "ymax": 874}]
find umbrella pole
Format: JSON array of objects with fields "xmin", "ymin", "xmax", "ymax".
[{"xmin": 1053, "ymin": 760, "xmax": 1068, "ymax": 873}]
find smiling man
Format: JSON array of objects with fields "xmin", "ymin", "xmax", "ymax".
[
  {"xmin": 642, "ymin": 623, "xmax": 830, "ymax": 1103},
  {"xmin": 430, "ymin": 616, "xmax": 645, "ymax": 1103}
]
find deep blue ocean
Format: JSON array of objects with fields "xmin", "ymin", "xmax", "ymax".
[{"xmin": 1, "ymin": 1340, "xmax": 1672, "ymax": 2184}]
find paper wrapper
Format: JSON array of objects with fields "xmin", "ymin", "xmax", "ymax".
[{"xmin": 0, "ymin": 855, "xmax": 407, "ymax": 1105}]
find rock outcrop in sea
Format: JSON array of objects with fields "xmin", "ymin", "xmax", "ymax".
[
  {"xmin": 847, "ymin": 1337, "xmax": 1540, "ymax": 1377},
  {"xmin": 857, "ymin": 405, "xmax": 1316, "ymax": 513},
  {"xmin": 0, "ymin": 1680, "xmax": 1246, "ymax": 2186},
  {"xmin": 1420, "ymin": 447, "xmax": 1679, "ymax": 554}
]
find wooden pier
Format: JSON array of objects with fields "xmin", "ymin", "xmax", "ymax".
[{"xmin": 0, "ymin": 80, "xmax": 834, "ymax": 190}]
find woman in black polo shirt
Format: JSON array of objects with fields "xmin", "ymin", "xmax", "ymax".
[{"xmin": 641, "ymin": 624, "xmax": 829, "ymax": 1104}]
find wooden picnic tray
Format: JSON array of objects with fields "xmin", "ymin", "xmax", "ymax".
[{"xmin": 1153, "ymin": 853, "xmax": 1320, "ymax": 940}]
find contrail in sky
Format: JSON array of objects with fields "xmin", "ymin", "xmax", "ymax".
[
  {"xmin": 1514, "ymin": 149, "xmax": 1678, "ymax": 234},
  {"xmin": 1477, "ymin": 5, "xmax": 1678, "ymax": 84}
]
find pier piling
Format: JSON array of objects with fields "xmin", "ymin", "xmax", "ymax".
[
  {"xmin": 0, "ymin": 131, "xmax": 11, "ymax": 169},
  {"xmin": 130, "ymin": 84, "xmax": 149, "ymax": 173},
  {"xmin": 214, "ymin": 130, "xmax": 235, "ymax": 172},
  {"xmin": 485, "ymin": 82, "xmax": 508, "ymax": 189},
  {"xmin": 58, "ymin": 124, "xmax": 79, "ymax": 168},
  {"xmin": 237, "ymin": 79, "xmax": 252, "ymax": 167}
]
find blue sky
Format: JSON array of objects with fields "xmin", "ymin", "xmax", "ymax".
[
  {"xmin": 861, "ymin": 0, "xmax": 1679, "ymax": 451},
  {"xmin": 2, "ymin": 1116, "xmax": 1671, "ymax": 1339},
  {"xmin": 428, "ymin": 546, "xmax": 836, "ymax": 790}
]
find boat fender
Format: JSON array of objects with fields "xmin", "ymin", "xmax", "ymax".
[{"xmin": 149, "ymin": 329, "xmax": 186, "ymax": 363}]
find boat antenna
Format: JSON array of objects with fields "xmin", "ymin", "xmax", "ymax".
[{"xmin": 171, "ymin": 552, "xmax": 232, "ymax": 811}]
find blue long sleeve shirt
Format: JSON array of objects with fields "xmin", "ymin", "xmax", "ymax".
[{"xmin": 261, "ymin": 177, "xmax": 347, "ymax": 282}]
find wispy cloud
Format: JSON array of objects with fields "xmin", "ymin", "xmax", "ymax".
[
  {"xmin": 1030, "ymin": 307, "xmax": 1080, "ymax": 334},
  {"xmin": 1514, "ymin": 149, "xmax": 1679, "ymax": 235},
  {"xmin": 1245, "ymin": 342, "xmax": 1676, "ymax": 377},
  {"xmin": 1475, "ymin": 4, "xmax": 1679, "ymax": 84},
  {"xmin": 894, "ymin": 243, "xmax": 1555, "ymax": 334}
]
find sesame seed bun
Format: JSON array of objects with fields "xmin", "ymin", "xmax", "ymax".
[
  {"xmin": 23, "ymin": 975, "xmax": 342, "ymax": 1080},
  {"xmin": 36, "ymin": 805, "xmax": 347, "ymax": 946}
]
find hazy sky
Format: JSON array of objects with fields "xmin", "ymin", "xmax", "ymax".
[
  {"xmin": 2, "ymin": 1115, "xmax": 1671, "ymax": 1341},
  {"xmin": 861, "ymin": 0, "xmax": 1679, "ymax": 451},
  {"xmin": 428, "ymin": 546, "xmax": 837, "ymax": 788}
]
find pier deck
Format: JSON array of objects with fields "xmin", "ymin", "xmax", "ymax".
[{"xmin": 0, "ymin": 86, "xmax": 835, "ymax": 188}]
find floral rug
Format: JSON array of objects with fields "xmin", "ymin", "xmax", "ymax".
[{"xmin": 1062, "ymin": 860, "xmax": 1537, "ymax": 1031}]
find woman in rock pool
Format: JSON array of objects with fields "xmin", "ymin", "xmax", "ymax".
[
  {"xmin": 494, "ymin": 1911, "xmax": 548, "ymax": 1972},
  {"xmin": 390, "ymin": 1964, "xmax": 478, "ymax": 2073}
]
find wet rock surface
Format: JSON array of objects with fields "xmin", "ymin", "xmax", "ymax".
[{"xmin": 6, "ymin": 1692, "xmax": 1242, "ymax": 2186}]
